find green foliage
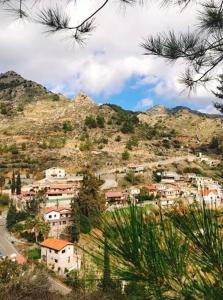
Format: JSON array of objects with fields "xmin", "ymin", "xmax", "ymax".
[
  {"xmin": 96, "ymin": 115, "xmax": 105, "ymax": 128},
  {"xmin": 115, "ymin": 135, "xmax": 121, "ymax": 142},
  {"xmin": 0, "ymin": 102, "xmax": 12, "ymax": 115},
  {"xmin": 122, "ymin": 150, "xmax": 130, "ymax": 160},
  {"xmin": 209, "ymin": 136, "xmax": 219, "ymax": 149},
  {"xmin": 138, "ymin": 188, "xmax": 155, "ymax": 202},
  {"xmin": 121, "ymin": 122, "xmax": 134, "ymax": 134},
  {"xmin": 16, "ymin": 172, "xmax": 21, "ymax": 195},
  {"xmin": 183, "ymin": 167, "xmax": 203, "ymax": 175},
  {"xmin": 27, "ymin": 248, "xmax": 41, "ymax": 260},
  {"xmin": 62, "ymin": 121, "xmax": 73, "ymax": 132},
  {"xmin": 52, "ymin": 94, "xmax": 59, "ymax": 101},
  {"xmin": 79, "ymin": 139, "xmax": 93, "ymax": 151},
  {"xmin": 6, "ymin": 205, "xmax": 17, "ymax": 229},
  {"xmin": 9, "ymin": 144, "xmax": 19, "ymax": 155},
  {"xmin": 85, "ymin": 116, "xmax": 97, "ymax": 128},
  {"xmin": 89, "ymin": 204, "xmax": 223, "ymax": 299},
  {"xmin": 78, "ymin": 170, "xmax": 105, "ymax": 219},
  {"xmin": 70, "ymin": 198, "xmax": 80, "ymax": 243},
  {"xmin": 126, "ymin": 137, "xmax": 138, "ymax": 150},
  {"xmin": 124, "ymin": 171, "xmax": 143, "ymax": 185},
  {"xmin": 0, "ymin": 194, "xmax": 9, "ymax": 206},
  {"xmin": 11, "ymin": 171, "xmax": 16, "ymax": 194},
  {"xmin": 48, "ymin": 137, "xmax": 66, "ymax": 149}
]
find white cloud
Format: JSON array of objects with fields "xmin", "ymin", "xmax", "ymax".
[
  {"xmin": 134, "ymin": 97, "xmax": 154, "ymax": 111},
  {"xmin": 199, "ymin": 104, "xmax": 220, "ymax": 115},
  {"xmin": 0, "ymin": 0, "xmax": 216, "ymax": 109}
]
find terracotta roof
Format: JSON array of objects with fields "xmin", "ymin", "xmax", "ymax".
[
  {"xmin": 201, "ymin": 189, "xmax": 219, "ymax": 196},
  {"xmin": 40, "ymin": 238, "xmax": 73, "ymax": 251},
  {"xmin": 106, "ymin": 191, "xmax": 123, "ymax": 198},
  {"xmin": 49, "ymin": 184, "xmax": 73, "ymax": 190},
  {"xmin": 9, "ymin": 254, "xmax": 26, "ymax": 265},
  {"xmin": 44, "ymin": 207, "xmax": 71, "ymax": 214}
]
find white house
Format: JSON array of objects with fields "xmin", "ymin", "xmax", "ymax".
[
  {"xmin": 40, "ymin": 238, "xmax": 81, "ymax": 275},
  {"xmin": 43, "ymin": 208, "xmax": 72, "ymax": 238},
  {"xmin": 199, "ymin": 188, "xmax": 221, "ymax": 207},
  {"xmin": 45, "ymin": 168, "xmax": 66, "ymax": 179}
]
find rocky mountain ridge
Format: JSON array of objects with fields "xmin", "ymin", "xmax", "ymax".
[{"xmin": 0, "ymin": 71, "xmax": 222, "ymax": 174}]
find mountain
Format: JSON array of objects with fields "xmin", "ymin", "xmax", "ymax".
[{"xmin": 0, "ymin": 71, "xmax": 222, "ymax": 175}]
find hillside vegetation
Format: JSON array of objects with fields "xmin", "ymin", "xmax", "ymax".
[{"xmin": 0, "ymin": 71, "xmax": 222, "ymax": 175}]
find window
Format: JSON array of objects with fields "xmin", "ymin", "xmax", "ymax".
[
  {"xmin": 55, "ymin": 259, "xmax": 58, "ymax": 263},
  {"xmin": 54, "ymin": 215, "xmax": 57, "ymax": 217},
  {"xmin": 53, "ymin": 222, "xmax": 55, "ymax": 226},
  {"xmin": 68, "ymin": 257, "xmax": 70, "ymax": 263},
  {"xmin": 49, "ymin": 215, "xmax": 52, "ymax": 219},
  {"xmin": 55, "ymin": 250, "xmax": 58, "ymax": 254},
  {"xmin": 62, "ymin": 249, "xmax": 66, "ymax": 254},
  {"xmin": 49, "ymin": 249, "xmax": 52, "ymax": 253},
  {"xmin": 63, "ymin": 221, "xmax": 66, "ymax": 225}
]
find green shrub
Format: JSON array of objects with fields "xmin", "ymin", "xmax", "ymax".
[
  {"xmin": 52, "ymin": 94, "xmax": 59, "ymax": 101},
  {"xmin": 96, "ymin": 115, "xmax": 105, "ymax": 128},
  {"xmin": 85, "ymin": 116, "xmax": 97, "ymax": 128},
  {"xmin": 0, "ymin": 194, "xmax": 9, "ymax": 206},
  {"xmin": 27, "ymin": 248, "xmax": 41, "ymax": 260},
  {"xmin": 62, "ymin": 121, "xmax": 73, "ymax": 132},
  {"xmin": 122, "ymin": 150, "xmax": 130, "ymax": 160}
]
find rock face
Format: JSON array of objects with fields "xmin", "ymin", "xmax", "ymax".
[
  {"xmin": 73, "ymin": 92, "xmax": 98, "ymax": 115},
  {"xmin": 0, "ymin": 70, "xmax": 51, "ymax": 104},
  {"xmin": 147, "ymin": 105, "xmax": 170, "ymax": 116}
]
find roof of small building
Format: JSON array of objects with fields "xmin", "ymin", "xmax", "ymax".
[
  {"xmin": 9, "ymin": 254, "xmax": 26, "ymax": 265},
  {"xmin": 44, "ymin": 207, "xmax": 71, "ymax": 214},
  {"xmin": 201, "ymin": 189, "xmax": 219, "ymax": 196},
  {"xmin": 49, "ymin": 184, "xmax": 73, "ymax": 190},
  {"xmin": 106, "ymin": 191, "xmax": 123, "ymax": 198},
  {"xmin": 40, "ymin": 238, "xmax": 73, "ymax": 251}
]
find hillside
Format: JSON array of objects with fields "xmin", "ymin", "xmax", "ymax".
[{"xmin": 0, "ymin": 71, "xmax": 222, "ymax": 176}]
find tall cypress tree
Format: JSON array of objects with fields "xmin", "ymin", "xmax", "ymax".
[
  {"xmin": 6, "ymin": 204, "xmax": 17, "ymax": 229},
  {"xmin": 70, "ymin": 198, "xmax": 80, "ymax": 243},
  {"xmin": 102, "ymin": 233, "xmax": 112, "ymax": 292},
  {"xmin": 11, "ymin": 171, "xmax": 16, "ymax": 195},
  {"xmin": 16, "ymin": 172, "xmax": 21, "ymax": 195}
]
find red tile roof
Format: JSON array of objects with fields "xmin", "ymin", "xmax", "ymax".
[
  {"xmin": 106, "ymin": 191, "xmax": 123, "ymax": 198},
  {"xmin": 44, "ymin": 207, "xmax": 71, "ymax": 214},
  {"xmin": 40, "ymin": 238, "xmax": 73, "ymax": 251}
]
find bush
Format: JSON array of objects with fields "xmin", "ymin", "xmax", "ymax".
[
  {"xmin": 96, "ymin": 115, "xmax": 105, "ymax": 128},
  {"xmin": 85, "ymin": 116, "xmax": 97, "ymax": 128},
  {"xmin": 126, "ymin": 138, "xmax": 138, "ymax": 150},
  {"xmin": 27, "ymin": 248, "xmax": 41, "ymax": 260},
  {"xmin": 0, "ymin": 194, "xmax": 9, "ymax": 206},
  {"xmin": 122, "ymin": 150, "xmax": 130, "ymax": 160},
  {"xmin": 121, "ymin": 122, "xmax": 134, "ymax": 134},
  {"xmin": 62, "ymin": 121, "xmax": 73, "ymax": 132},
  {"xmin": 52, "ymin": 94, "xmax": 59, "ymax": 101},
  {"xmin": 115, "ymin": 135, "xmax": 121, "ymax": 142}
]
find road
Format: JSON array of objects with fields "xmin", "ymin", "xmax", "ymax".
[
  {"xmin": 0, "ymin": 212, "xmax": 71, "ymax": 296},
  {"xmin": 0, "ymin": 212, "xmax": 18, "ymax": 256},
  {"xmin": 97, "ymin": 155, "xmax": 196, "ymax": 176}
]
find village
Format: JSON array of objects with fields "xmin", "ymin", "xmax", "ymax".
[{"xmin": 0, "ymin": 153, "xmax": 222, "ymax": 282}]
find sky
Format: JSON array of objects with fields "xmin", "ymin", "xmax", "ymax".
[{"xmin": 0, "ymin": 0, "xmax": 220, "ymax": 114}]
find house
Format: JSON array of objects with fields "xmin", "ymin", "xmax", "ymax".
[
  {"xmin": 128, "ymin": 187, "xmax": 140, "ymax": 196},
  {"xmin": 46, "ymin": 184, "xmax": 78, "ymax": 207},
  {"xmin": 127, "ymin": 165, "xmax": 145, "ymax": 174},
  {"xmin": 43, "ymin": 207, "xmax": 72, "ymax": 238},
  {"xmin": 199, "ymin": 188, "xmax": 221, "ymax": 206},
  {"xmin": 105, "ymin": 191, "xmax": 125, "ymax": 204},
  {"xmin": 40, "ymin": 238, "xmax": 81, "ymax": 275},
  {"xmin": 161, "ymin": 171, "xmax": 180, "ymax": 183},
  {"xmin": 45, "ymin": 168, "xmax": 66, "ymax": 179}
]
